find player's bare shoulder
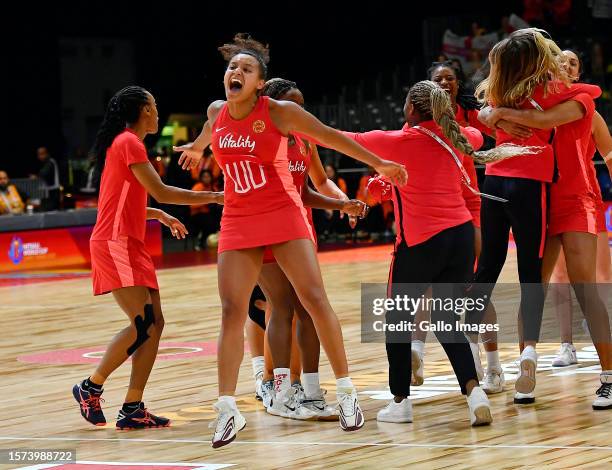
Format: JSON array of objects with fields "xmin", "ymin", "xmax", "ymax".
[
  {"xmin": 208, "ymin": 100, "xmax": 226, "ymax": 125},
  {"xmin": 268, "ymin": 98, "xmax": 302, "ymax": 134}
]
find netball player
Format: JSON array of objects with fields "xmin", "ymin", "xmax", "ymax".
[
  {"xmin": 343, "ymin": 80, "xmax": 536, "ymax": 426},
  {"xmin": 410, "ymin": 61, "xmax": 535, "ymax": 389},
  {"xmin": 256, "ymin": 78, "xmax": 366, "ymax": 420},
  {"xmin": 247, "ymin": 82, "xmax": 354, "ymax": 408},
  {"xmin": 546, "ymin": 50, "xmax": 612, "ymax": 368},
  {"xmin": 412, "ymin": 61, "xmax": 533, "ymax": 385},
  {"xmin": 72, "ymin": 86, "xmax": 223, "ymax": 430},
  {"xmin": 175, "ymin": 34, "xmax": 407, "ymax": 447},
  {"xmin": 465, "ymin": 29, "xmax": 602, "ymax": 404},
  {"xmin": 479, "ymin": 55, "xmax": 611, "ymax": 409}
]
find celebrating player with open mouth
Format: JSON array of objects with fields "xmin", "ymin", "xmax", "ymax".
[{"xmin": 175, "ymin": 33, "xmax": 407, "ymax": 448}]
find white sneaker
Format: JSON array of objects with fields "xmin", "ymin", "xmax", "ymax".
[
  {"xmin": 466, "ymin": 386, "xmax": 492, "ymax": 426},
  {"xmin": 300, "ymin": 389, "xmax": 339, "ymax": 421},
  {"xmin": 254, "ymin": 371, "xmax": 264, "ymax": 401},
  {"xmin": 593, "ymin": 372, "xmax": 612, "ymax": 410},
  {"xmin": 376, "ymin": 398, "xmax": 413, "ymax": 423},
  {"xmin": 411, "ymin": 349, "xmax": 424, "ymax": 386},
  {"xmin": 469, "ymin": 341, "xmax": 484, "ymax": 381},
  {"xmin": 515, "ymin": 346, "xmax": 537, "ymax": 394},
  {"xmin": 267, "ymin": 386, "xmax": 316, "ymax": 420},
  {"xmin": 513, "ymin": 391, "xmax": 535, "ymax": 404},
  {"xmin": 337, "ymin": 388, "xmax": 365, "ymax": 431},
  {"xmin": 261, "ymin": 379, "xmax": 274, "ymax": 409},
  {"xmin": 210, "ymin": 400, "xmax": 246, "ymax": 449},
  {"xmin": 552, "ymin": 343, "xmax": 577, "ymax": 367},
  {"xmin": 482, "ymin": 367, "xmax": 505, "ymax": 394}
]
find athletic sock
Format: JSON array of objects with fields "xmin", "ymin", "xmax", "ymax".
[
  {"xmin": 273, "ymin": 368, "xmax": 291, "ymax": 393},
  {"xmin": 122, "ymin": 401, "xmax": 141, "ymax": 414},
  {"xmin": 412, "ymin": 340, "xmax": 425, "ymax": 356},
  {"xmin": 302, "ymin": 372, "xmax": 321, "ymax": 398},
  {"xmin": 83, "ymin": 377, "xmax": 103, "ymax": 394},
  {"xmin": 486, "ymin": 350, "xmax": 501, "ymax": 372},
  {"xmin": 336, "ymin": 376, "xmax": 354, "ymax": 393},
  {"xmin": 251, "ymin": 356, "xmax": 264, "ymax": 378},
  {"xmin": 218, "ymin": 395, "xmax": 237, "ymax": 409}
]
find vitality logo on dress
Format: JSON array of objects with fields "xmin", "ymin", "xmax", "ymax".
[
  {"xmin": 289, "ymin": 161, "xmax": 306, "ymax": 174},
  {"xmin": 218, "ymin": 134, "xmax": 256, "ymax": 153}
]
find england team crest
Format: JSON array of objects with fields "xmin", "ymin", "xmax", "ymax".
[{"xmin": 253, "ymin": 120, "xmax": 266, "ymax": 133}]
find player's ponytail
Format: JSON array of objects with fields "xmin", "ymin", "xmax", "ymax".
[
  {"xmin": 409, "ymin": 80, "xmax": 540, "ymax": 163},
  {"xmin": 91, "ymin": 86, "xmax": 150, "ymax": 172}
]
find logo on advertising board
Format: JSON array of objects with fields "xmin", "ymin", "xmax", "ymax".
[
  {"xmin": 8, "ymin": 236, "xmax": 24, "ymax": 264},
  {"xmin": 7, "ymin": 236, "xmax": 49, "ymax": 265}
]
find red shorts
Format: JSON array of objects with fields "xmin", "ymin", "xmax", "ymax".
[
  {"xmin": 90, "ymin": 236, "xmax": 158, "ymax": 296},
  {"xmin": 548, "ymin": 206, "xmax": 599, "ymax": 237},
  {"xmin": 597, "ymin": 201, "xmax": 607, "ymax": 233},
  {"xmin": 218, "ymin": 204, "xmax": 314, "ymax": 254}
]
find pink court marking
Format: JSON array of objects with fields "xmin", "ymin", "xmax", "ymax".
[{"xmin": 17, "ymin": 342, "xmax": 222, "ymax": 365}]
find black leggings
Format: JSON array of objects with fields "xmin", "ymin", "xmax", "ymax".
[
  {"xmin": 386, "ymin": 222, "xmax": 479, "ymax": 397},
  {"xmin": 466, "ymin": 176, "xmax": 548, "ymax": 342}
]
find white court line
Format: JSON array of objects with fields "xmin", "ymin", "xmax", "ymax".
[
  {"xmin": 1, "ymin": 436, "xmax": 611, "ymax": 452},
  {"xmin": 75, "ymin": 462, "xmax": 233, "ymax": 468},
  {"xmin": 15, "ymin": 463, "xmax": 232, "ymax": 470}
]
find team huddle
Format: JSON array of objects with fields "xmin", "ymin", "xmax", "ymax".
[{"xmin": 71, "ymin": 29, "xmax": 612, "ymax": 449}]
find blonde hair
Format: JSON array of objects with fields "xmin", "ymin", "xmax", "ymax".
[
  {"xmin": 409, "ymin": 81, "xmax": 541, "ymax": 163},
  {"xmin": 475, "ymin": 28, "xmax": 563, "ymax": 108}
]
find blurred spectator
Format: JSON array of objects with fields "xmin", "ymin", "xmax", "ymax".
[
  {"xmin": 159, "ymin": 141, "xmax": 195, "ymax": 233},
  {"xmin": 150, "ymin": 150, "xmax": 167, "ymax": 178},
  {"xmin": 32, "ymin": 146, "xmax": 60, "ymax": 211},
  {"xmin": 190, "ymin": 146, "xmax": 221, "ymax": 182},
  {"xmin": 324, "ymin": 164, "xmax": 347, "ymax": 194},
  {"xmin": 0, "ymin": 171, "xmax": 28, "ymax": 215},
  {"xmin": 190, "ymin": 169, "xmax": 221, "ymax": 249}
]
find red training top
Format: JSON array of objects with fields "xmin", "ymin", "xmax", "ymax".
[
  {"xmin": 91, "ymin": 128, "xmax": 149, "ymax": 242},
  {"xmin": 344, "ymin": 121, "xmax": 483, "ymax": 247}
]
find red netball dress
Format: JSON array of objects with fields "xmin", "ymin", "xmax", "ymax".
[
  {"xmin": 211, "ymin": 96, "xmax": 314, "ymax": 253},
  {"xmin": 90, "ymin": 129, "xmax": 158, "ymax": 295},
  {"xmin": 262, "ymin": 134, "xmax": 315, "ymax": 263},
  {"xmin": 584, "ymin": 137, "xmax": 608, "ymax": 233},
  {"xmin": 548, "ymin": 93, "xmax": 599, "ymax": 236}
]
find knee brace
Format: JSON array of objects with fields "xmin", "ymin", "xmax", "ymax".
[
  {"xmin": 127, "ymin": 304, "xmax": 155, "ymax": 356},
  {"xmin": 248, "ymin": 285, "xmax": 267, "ymax": 331}
]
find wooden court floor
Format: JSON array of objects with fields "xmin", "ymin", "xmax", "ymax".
[{"xmin": 1, "ymin": 245, "xmax": 611, "ymax": 469}]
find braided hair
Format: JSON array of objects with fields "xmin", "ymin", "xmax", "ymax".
[
  {"xmin": 218, "ymin": 33, "xmax": 270, "ymax": 79},
  {"xmin": 409, "ymin": 81, "xmax": 541, "ymax": 163},
  {"xmin": 262, "ymin": 78, "xmax": 297, "ymax": 99},
  {"xmin": 90, "ymin": 86, "xmax": 150, "ymax": 172},
  {"xmin": 427, "ymin": 60, "xmax": 480, "ymax": 112},
  {"xmin": 262, "ymin": 78, "xmax": 308, "ymax": 150}
]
